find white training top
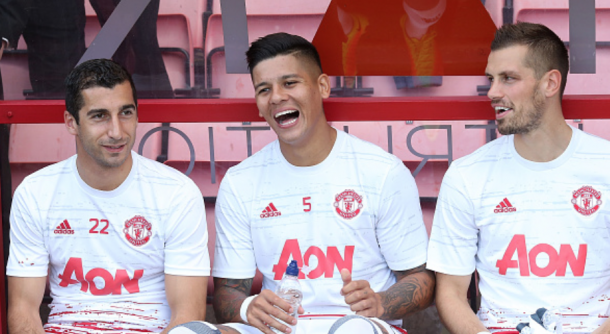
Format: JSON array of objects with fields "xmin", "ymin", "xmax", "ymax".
[
  {"xmin": 7, "ymin": 152, "xmax": 210, "ymax": 332},
  {"xmin": 428, "ymin": 127, "xmax": 610, "ymax": 333},
  {"xmin": 213, "ymin": 129, "xmax": 428, "ymax": 321}
]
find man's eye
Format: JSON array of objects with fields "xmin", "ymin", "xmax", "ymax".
[
  {"xmin": 122, "ymin": 109, "xmax": 134, "ymax": 116},
  {"xmin": 257, "ymin": 88, "xmax": 269, "ymax": 95},
  {"xmin": 285, "ymin": 81, "xmax": 297, "ymax": 87},
  {"xmin": 92, "ymin": 113, "xmax": 105, "ymax": 119}
]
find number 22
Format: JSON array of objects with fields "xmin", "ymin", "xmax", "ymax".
[{"xmin": 89, "ymin": 218, "xmax": 109, "ymax": 234}]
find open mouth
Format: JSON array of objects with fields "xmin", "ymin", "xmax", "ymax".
[
  {"xmin": 274, "ymin": 109, "xmax": 300, "ymax": 126},
  {"xmin": 495, "ymin": 106, "xmax": 513, "ymax": 117},
  {"xmin": 103, "ymin": 144, "xmax": 126, "ymax": 152}
]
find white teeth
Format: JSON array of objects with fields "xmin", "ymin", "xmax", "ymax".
[
  {"xmin": 281, "ymin": 118, "xmax": 297, "ymax": 126},
  {"xmin": 495, "ymin": 106, "xmax": 511, "ymax": 112},
  {"xmin": 275, "ymin": 110, "xmax": 298, "ymax": 118}
]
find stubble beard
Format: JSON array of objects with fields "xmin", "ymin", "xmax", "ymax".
[
  {"xmin": 496, "ymin": 86, "xmax": 545, "ymax": 136},
  {"xmin": 82, "ymin": 139, "xmax": 133, "ymax": 169}
]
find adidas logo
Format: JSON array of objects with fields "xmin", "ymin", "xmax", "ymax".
[
  {"xmin": 54, "ymin": 219, "xmax": 75, "ymax": 234},
  {"xmin": 494, "ymin": 198, "xmax": 517, "ymax": 213},
  {"xmin": 260, "ymin": 203, "xmax": 281, "ymax": 219}
]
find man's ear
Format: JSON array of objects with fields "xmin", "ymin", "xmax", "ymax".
[
  {"xmin": 318, "ymin": 73, "xmax": 331, "ymax": 99},
  {"xmin": 64, "ymin": 110, "xmax": 78, "ymax": 135},
  {"xmin": 542, "ymin": 69, "xmax": 562, "ymax": 98}
]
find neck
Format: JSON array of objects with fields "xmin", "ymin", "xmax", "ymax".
[
  {"xmin": 76, "ymin": 153, "xmax": 133, "ymax": 191},
  {"xmin": 280, "ymin": 125, "xmax": 337, "ymax": 167},
  {"xmin": 513, "ymin": 104, "xmax": 572, "ymax": 162}
]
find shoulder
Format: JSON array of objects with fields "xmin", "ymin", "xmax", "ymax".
[
  {"xmin": 339, "ymin": 132, "xmax": 403, "ymax": 168},
  {"xmin": 223, "ymin": 140, "xmax": 281, "ymax": 180},
  {"xmin": 16, "ymin": 156, "xmax": 75, "ymax": 192},
  {"xmin": 575, "ymin": 128, "xmax": 610, "ymax": 151},
  {"xmin": 133, "ymin": 153, "xmax": 201, "ymax": 194},
  {"xmin": 450, "ymin": 135, "xmax": 511, "ymax": 171}
]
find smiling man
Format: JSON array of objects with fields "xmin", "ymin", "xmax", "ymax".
[
  {"xmin": 428, "ymin": 23, "xmax": 610, "ymax": 334},
  {"xmin": 187, "ymin": 32, "xmax": 435, "ymax": 334},
  {"xmin": 6, "ymin": 59, "xmax": 210, "ymax": 333}
]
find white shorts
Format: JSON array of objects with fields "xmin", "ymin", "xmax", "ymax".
[{"xmin": 224, "ymin": 314, "xmax": 407, "ymax": 334}]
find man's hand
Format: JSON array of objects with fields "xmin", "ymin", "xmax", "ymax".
[
  {"xmin": 340, "ymin": 268, "xmax": 384, "ymax": 318},
  {"xmin": 245, "ymin": 289, "xmax": 304, "ymax": 334}
]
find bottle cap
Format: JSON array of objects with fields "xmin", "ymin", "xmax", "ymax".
[
  {"xmin": 516, "ymin": 323, "xmax": 529, "ymax": 333},
  {"xmin": 530, "ymin": 313, "xmax": 542, "ymax": 326},
  {"xmin": 286, "ymin": 260, "xmax": 299, "ymax": 276},
  {"xmin": 536, "ymin": 308, "xmax": 547, "ymax": 320}
]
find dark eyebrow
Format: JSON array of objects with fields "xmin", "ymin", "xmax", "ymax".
[
  {"xmin": 254, "ymin": 81, "xmax": 269, "ymax": 91},
  {"xmin": 121, "ymin": 104, "xmax": 136, "ymax": 111},
  {"xmin": 485, "ymin": 70, "xmax": 520, "ymax": 79},
  {"xmin": 86, "ymin": 108, "xmax": 108, "ymax": 116},
  {"xmin": 254, "ymin": 74, "xmax": 302, "ymax": 91}
]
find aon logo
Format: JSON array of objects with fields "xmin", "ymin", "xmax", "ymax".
[
  {"xmin": 58, "ymin": 257, "xmax": 144, "ymax": 296},
  {"xmin": 272, "ymin": 239, "xmax": 354, "ymax": 280},
  {"xmin": 496, "ymin": 235, "xmax": 587, "ymax": 277}
]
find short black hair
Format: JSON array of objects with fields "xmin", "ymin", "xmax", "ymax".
[
  {"xmin": 65, "ymin": 59, "xmax": 137, "ymax": 124},
  {"xmin": 491, "ymin": 22, "xmax": 569, "ymax": 98},
  {"xmin": 246, "ymin": 33, "xmax": 323, "ymax": 75}
]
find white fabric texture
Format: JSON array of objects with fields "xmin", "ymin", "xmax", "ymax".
[
  {"xmin": 213, "ymin": 129, "xmax": 428, "ymax": 330},
  {"xmin": 7, "ymin": 151, "xmax": 210, "ymax": 332},
  {"xmin": 428, "ymin": 127, "xmax": 610, "ymax": 333}
]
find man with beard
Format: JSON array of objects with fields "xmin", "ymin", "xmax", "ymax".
[
  {"xmin": 428, "ymin": 22, "xmax": 610, "ymax": 334},
  {"xmin": 6, "ymin": 59, "xmax": 210, "ymax": 333}
]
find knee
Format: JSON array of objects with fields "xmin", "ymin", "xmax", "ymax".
[
  {"xmin": 328, "ymin": 315, "xmax": 379, "ymax": 334},
  {"xmin": 168, "ymin": 321, "xmax": 222, "ymax": 334}
]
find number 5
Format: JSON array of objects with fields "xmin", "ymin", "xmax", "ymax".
[{"xmin": 303, "ymin": 197, "xmax": 311, "ymax": 212}]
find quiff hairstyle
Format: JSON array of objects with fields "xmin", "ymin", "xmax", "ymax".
[
  {"xmin": 65, "ymin": 58, "xmax": 137, "ymax": 124},
  {"xmin": 246, "ymin": 32, "xmax": 323, "ymax": 75},
  {"xmin": 491, "ymin": 22, "xmax": 569, "ymax": 98}
]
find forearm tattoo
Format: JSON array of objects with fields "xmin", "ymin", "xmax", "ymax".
[
  {"xmin": 379, "ymin": 264, "xmax": 436, "ymax": 320},
  {"xmin": 213, "ymin": 277, "xmax": 254, "ymax": 323}
]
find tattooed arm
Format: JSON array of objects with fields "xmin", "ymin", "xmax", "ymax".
[
  {"xmin": 213, "ymin": 277, "xmax": 302, "ymax": 334},
  {"xmin": 340, "ymin": 264, "xmax": 435, "ymax": 320},
  {"xmin": 213, "ymin": 277, "xmax": 253, "ymax": 323}
]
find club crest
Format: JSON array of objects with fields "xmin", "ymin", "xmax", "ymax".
[
  {"xmin": 334, "ymin": 189, "xmax": 363, "ymax": 219},
  {"xmin": 572, "ymin": 186, "xmax": 602, "ymax": 216},
  {"xmin": 123, "ymin": 215, "xmax": 153, "ymax": 246}
]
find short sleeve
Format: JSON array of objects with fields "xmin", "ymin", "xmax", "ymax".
[
  {"xmin": 164, "ymin": 181, "xmax": 210, "ymax": 276},
  {"xmin": 427, "ymin": 164, "xmax": 478, "ymax": 275},
  {"xmin": 376, "ymin": 161, "xmax": 428, "ymax": 271},
  {"xmin": 212, "ymin": 173, "xmax": 257, "ymax": 279},
  {"xmin": 7, "ymin": 184, "xmax": 49, "ymax": 277}
]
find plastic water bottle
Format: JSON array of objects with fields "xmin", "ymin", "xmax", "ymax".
[{"xmin": 271, "ymin": 260, "xmax": 303, "ymax": 334}]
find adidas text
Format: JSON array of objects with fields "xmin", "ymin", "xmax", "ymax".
[{"xmin": 260, "ymin": 211, "xmax": 281, "ymax": 219}]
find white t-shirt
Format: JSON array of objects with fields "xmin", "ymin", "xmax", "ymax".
[
  {"xmin": 428, "ymin": 127, "xmax": 610, "ymax": 333},
  {"xmin": 213, "ymin": 129, "xmax": 428, "ymax": 322},
  {"xmin": 7, "ymin": 151, "xmax": 210, "ymax": 332}
]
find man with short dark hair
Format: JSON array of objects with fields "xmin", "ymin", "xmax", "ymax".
[
  {"xmin": 7, "ymin": 58, "xmax": 210, "ymax": 333},
  {"xmin": 428, "ymin": 22, "xmax": 610, "ymax": 334},
  {"xmin": 203, "ymin": 32, "xmax": 434, "ymax": 334}
]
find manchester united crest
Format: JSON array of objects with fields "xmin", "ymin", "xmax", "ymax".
[
  {"xmin": 123, "ymin": 215, "xmax": 153, "ymax": 246},
  {"xmin": 334, "ymin": 189, "xmax": 364, "ymax": 219},
  {"xmin": 572, "ymin": 186, "xmax": 602, "ymax": 216}
]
